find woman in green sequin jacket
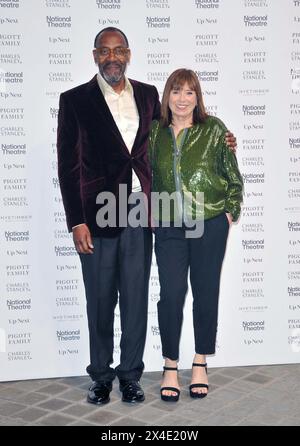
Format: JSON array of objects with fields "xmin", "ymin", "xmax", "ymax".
[{"xmin": 148, "ymin": 69, "xmax": 243, "ymax": 403}]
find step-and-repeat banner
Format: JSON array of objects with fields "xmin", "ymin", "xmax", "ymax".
[{"xmin": 0, "ymin": 0, "xmax": 300, "ymax": 381}]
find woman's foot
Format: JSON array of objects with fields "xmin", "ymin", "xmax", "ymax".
[
  {"xmin": 161, "ymin": 359, "xmax": 180, "ymax": 399},
  {"xmin": 190, "ymin": 354, "xmax": 209, "ymax": 397}
]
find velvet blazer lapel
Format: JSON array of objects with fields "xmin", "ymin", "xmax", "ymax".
[
  {"xmin": 130, "ymin": 79, "xmax": 144, "ymax": 155},
  {"xmin": 86, "ymin": 75, "xmax": 150, "ymax": 157},
  {"xmin": 86, "ymin": 75, "xmax": 129, "ymax": 154}
]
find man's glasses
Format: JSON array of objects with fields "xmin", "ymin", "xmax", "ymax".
[{"xmin": 95, "ymin": 47, "xmax": 129, "ymax": 58}]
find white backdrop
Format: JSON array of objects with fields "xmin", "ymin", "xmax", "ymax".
[{"xmin": 1, "ymin": 0, "xmax": 300, "ymax": 381}]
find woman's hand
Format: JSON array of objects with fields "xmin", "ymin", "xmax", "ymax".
[
  {"xmin": 225, "ymin": 213, "xmax": 233, "ymax": 226},
  {"xmin": 225, "ymin": 131, "xmax": 237, "ymax": 153}
]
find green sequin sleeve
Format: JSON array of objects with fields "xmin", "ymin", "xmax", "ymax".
[
  {"xmin": 220, "ymin": 137, "xmax": 244, "ymax": 222},
  {"xmin": 148, "ymin": 120, "xmax": 160, "ymax": 168}
]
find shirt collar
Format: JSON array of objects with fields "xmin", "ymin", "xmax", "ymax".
[{"xmin": 97, "ymin": 72, "xmax": 133, "ymax": 96}]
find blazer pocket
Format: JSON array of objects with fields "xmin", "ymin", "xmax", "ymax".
[{"xmin": 82, "ymin": 177, "xmax": 106, "ymax": 195}]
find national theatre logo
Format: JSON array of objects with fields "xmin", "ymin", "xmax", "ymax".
[
  {"xmin": 96, "ymin": 0, "xmax": 121, "ymax": 9},
  {"xmin": 291, "ymin": 68, "xmax": 300, "ymax": 93},
  {"xmin": 288, "ymin": 287, "xmax": 300, "ymax": 297},
  {"xmin": 195, "ymin": 70, "xmax": 219, "ymax": 82},
  {"xmin": 0, "ymin": 0, "xmax": 20, "ymax": 8},
  {"xmin": 242, "ymin": 173, "xmax": 265, "ymax": 184},
  {"xmin": 242, "ymin": 105, "xmax": 266, "ymax": 116},
  {"xmin": 46, "ymin": 16, "xmax": 71, "ymax": 28},
  {"xmin": 289, "ymin": 137, "xmax": 300, "ymax": 148},
  {"xmin": 50, "ymin": 107, "xmax": 59, "ymax": 118},
  {"xmin": 151, "ymin": 326, "xmax": 160, "ymax": 335},
  {"xmin": 6, "ymin": 298, "xmax": 31, "ymax": 310},
  {"xmin": 146, "ymin": 16, "xmax": 170, "ymax": 28},
  {"xmin": 56, "ymin": 330, "xmax": 80, "ymax": 341},
  {"xmin": 54, "ymin": 246, "xmax": 77, "ymax": 257},
  {"xmin": 195, "ymin": 0, "xmax": 219, "ymax": 9},
  {"xmin": 242, "ymin": 321, "xmax": 265, "ymax": 331},
  {"xmin": 242, "ymin": 239, "xmax": 264, "ymax": 250},
  {"xmin": 0, "ymin": 71, "xmax": 23, "ymax": 84},
  {"xmin": 244, "ymin": 15, "xmax": 268, "ymax": 27},
  {"xmin": 288, "ymin": 221, "xmax": 300, "ymax": 232},
  {"xmin": 1, "ymin": 143, "xmax": 26, "ymax": 155},
  {"xmin": 4, "ymin": 230, "xmax": 29, "ymax": 241}
]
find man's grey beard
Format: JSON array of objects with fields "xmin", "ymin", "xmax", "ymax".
[{"xmin": 99, "ymin": 62, "xmax": 126, "ymax": 86}]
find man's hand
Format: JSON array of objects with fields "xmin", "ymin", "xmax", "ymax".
[
  {"xmin": 225, "ymin": 131, "xmax": 237, "ymax": 153},
  {"xmin": 72, "ymin": 224, "xmax": 94, "ymax": 254}
]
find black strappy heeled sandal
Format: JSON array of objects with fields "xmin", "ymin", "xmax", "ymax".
[
  {"xmin": 160, "ymin": 366, "xmax": 180, "ymax": 402},
  {"xmin": 189, "ymin": 363, "xmax": 209, "ymax": 399}
]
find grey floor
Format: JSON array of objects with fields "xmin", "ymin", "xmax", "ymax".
[{"xmin": 0, "ymin": 364, "xmax": 300, "ymax": 426}]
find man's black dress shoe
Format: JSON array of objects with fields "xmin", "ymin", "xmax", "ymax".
[
  {"xmin": 87, "ymin": 381, "xmax": 112, "ymax": 405},
  {"xmin": 119, "ymin": 380, "xmax": 145, "ymax": 403}
]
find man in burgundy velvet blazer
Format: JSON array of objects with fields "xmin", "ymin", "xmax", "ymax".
[
  {"xmin": 57, "ymin": 61, "xmax": 159, "ymax": 238},
  {"xmin": 57, "ymin": 28, "xmax": 160, "ymax": 405}
]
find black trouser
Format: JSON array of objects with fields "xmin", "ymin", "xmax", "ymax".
[
  {"xmin": 79, "ymin": 225, "xmax": 152, "ymax": 382},
  {"xmin": 154, "ymin": 213, "xmax": 229, "ymax": 360}
]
